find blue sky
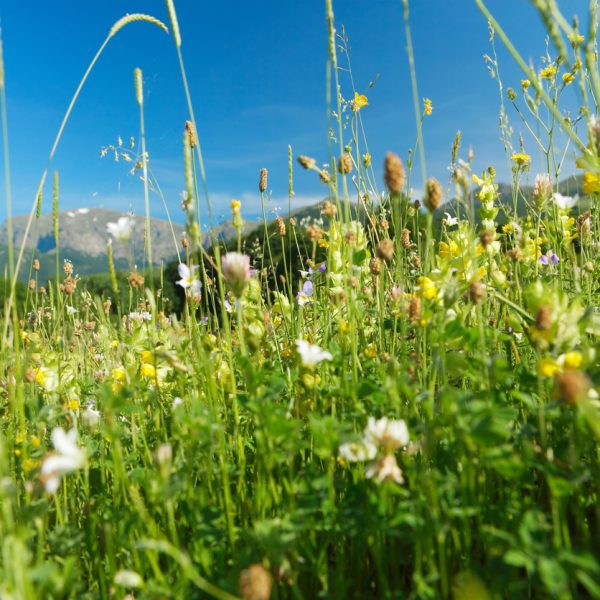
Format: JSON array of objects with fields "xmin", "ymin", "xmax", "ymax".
[{"xmin": 0, "ymin": 0, "xmax": 589, "ymax": 225}]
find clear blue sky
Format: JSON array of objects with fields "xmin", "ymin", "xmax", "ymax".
[{"xmin": 0, "ymin": 0, "xmax": 589, "ymax": 225}]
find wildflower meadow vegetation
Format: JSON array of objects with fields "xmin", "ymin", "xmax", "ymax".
[{"xmin": 1, "ymin": 1, "xmax": 600, "ymax": 598}]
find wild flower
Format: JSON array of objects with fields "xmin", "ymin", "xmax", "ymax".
[
  {"xmin": 364, "ymin": 417, "xmax": 410, "ymax": 451},
  {"xmin": 221, "ymin": 252, "xmax": 251, "ymax": 298},
  {"xmin": 106, "ymin": 216, "xmax": 134, "ymax": 242},
  {"xmin": 350, "ymin": 92, "xmax": 368, "ymax": 111},
  {"xmin": 539, "ymin": 250, "xmax": 559, "ymax": 267},
  {"xmin": 40, "ymin": 428, "xmax": 86, "ymax": 494},
  {"xmin": 295, "ymin": 339, "xmax": 332, "ymax": 368},
  {"xmin": 510, "ymin": 152, "xmax": 531, "ymax": 166},
  {"xmin": 553, "ymin": 192, "xmax": 578, "ymax": 210},
  {"xmin": 443, "ymin": 212, "xmax": 458, "ymax": 227},
  {"xmin": 176, "ymin": 263, "xmax": 201, "ymax": 297},
  {"xmin": 296, "ymin": 280, "xmax": 313, "ymax": 306}
]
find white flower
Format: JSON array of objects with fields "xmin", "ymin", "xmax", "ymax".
[
  {"xmin": 82, "ymin": 404, "xmax": 101, "ymax": 428},
  {"xmin": 66, "ymin": 305, "xmax": 77, "ymax": 315},
  {"xmin": 339, "ymin": 440, "xmax": 377, "ymax": 462},
  {"xmin": 172, "ymin": 396, "xmax": 183, "ymax": 409},
  {"xmin": 443, "ymin": 212, "xmax": 458, "ymax": 227},
  {"xmin": 295, "ymin": 339, "xmax": 332, "ymax": 368},
  {"xmin": 114, "ymin": 570, "xmax": 144, "ymax": 589},
  {"xmin": 365, "ymin": 454, "xmax": 404, "ymax": 484},
  {"xmin": 364, "ymin": 417, "xmax": 409, "ymax": 451},
  {"xmin": 176, "ymin": 263, "xmax": 201, "ymax": 293},
  {"xmin": 128, "ymin": 311, "xmax": 152, "ymax": 322},
  {"xmin": 552, "ymin": 192, "xmax": 578, "ymax": 210},
  {"xmin": 40, "ymin": 428, "xmax": 86, "ymax": 494},
  {"xmin": 106, "ymin": 216, "xmax": 134, "ymax": 242}
]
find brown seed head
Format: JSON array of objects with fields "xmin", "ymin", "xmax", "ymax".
[
  {"xmin": 297, "ymin": 155, "xmax": 316, "ymax": 170},
  {"xmin": 185, "ymin": 120, "xmax": 196, "ymax": 148},
  {"xmin": 412, "ymin": 255, "xmax": 421, "ymax": 268},
  {"xmin": 322, "ymin": 201, "xmax": 337, "ymax": 218},
  {"xmin": 507, "ymin": 247, "xmax": 523, "ymax": 261},
  {"xmin": 384, "ymin": 152, "xmax": 405, "ymax": 194},
  {"xmin": 275, "ymin": 216, "xmax": 286, "ymax": 237},
  {"xmin": 338, "ymin": 153, "xmax": 353, "ymax": 175},
  {"xmin": 376, "ymin": 239, "xmax": 395, "ymax": 261},
  {"xmin": 535, "ymin": 305, "xmax": 552, "ymax": 330},
  {"xmin": 63, "ymin": 260, "xmax": 74, "ymax": 276},
  {"xmin": 369, "ymin": 257, "xmax": 382, "ymax": 276},
  {"xmin": 33, "ymin": 259, "xmax": 40, "ymax": 272},
  {"xmin": 408, "ymin": 296, "xmax": 421, "ymax": 323},
  {"xmin": 259, "ymin": 168, "xmax": 268, "ymax": 193},
  {"xmin": 469, "ymin": 280, "xmax": 485, "ymax": 304},
  {"xmin": 319, "ymin": 169, "xmax": 331, "ymax": 184},
  {"xmin": 63, "ymin": 277, "xmax": 76, "ymax": 295},
  {"xmin": 28, "ymin": 279, "xmax": 36, "ymax": 291},
  {"xmin": 401, "ymin": 228, "xmax": 411, "ymax": 248},
  {"xmin": 479, "ymin": 230, "xmax": 494, "ymax": 247},
  {"xmin": 128, "ymin": 272, "xmax": 145, "ymax": 289},
  {"xmin": 380, "ymin": 218, "xmax": 389, "ymax": 230},
  {"xmin": 305, "ymin": 224, "xmax": 323, "ymax": 242},
  {"xmin": 424, "ymin": 177, "xmax": 442, "ymax": 211},
  {"xmin": 181, "ymin": 235, "xmax": 189, "ymax": 249},
  {"xmin": 556, "ymin": 370, "xmax": 590, "ymax": 405}
]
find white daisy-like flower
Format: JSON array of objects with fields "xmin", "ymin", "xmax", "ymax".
[
  {"xmin": 106, "ymin": 216, "xmax": 134, "ymax": 242},
  {"xmin": 40, "ymin": 428, "xmax": 86, "ymax": 494},
  {"xmin": 443, "ymin": 212, "xmax": 458, "ymax": 227},
  {"xmin": 176, "ymin": 263, "xmax": 201, "ymax": 291},
  {"xmin": 364, "ymin": 417, "xmax": 409, "ymax": 451},
  {"xmin": 295, "ymin": 339, "xmax": 333, "ymax": 368}
]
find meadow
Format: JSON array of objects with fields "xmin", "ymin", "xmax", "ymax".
[{"xmin": 1, "ymin": 0, "xmax": 600, "ymax": 598}]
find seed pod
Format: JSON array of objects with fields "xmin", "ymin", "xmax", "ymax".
[
  {"xmin": 322, "ymin": 201, "xmax": 337, "ymax": 218},
  {"xmin": 556, "ymin": 370, "xmax": 590, "ymax": 405},
  {"xmin": 275, "ymin": 216, "xmax": 286, "ymax": 236},
  {"xmin": 401, "ymin": 228, "xmax": 411, "ymax": 248},
  {"xmin": 376, "ymin": 239, "xmax": 395, "ymax": 261},
  {"xmin": 535, "ymin": 305, "xmax": 552, "ymax": 330},
  {"xmin": 469, "ymin": 280, "xmax": 485, "ymax": 304},
  {"xmin": 369, "ymin": 257, "xmax": 382, "ymax": 275},
  {"xmin": 479, "ymin": 230, "xmax": 493, "ymax": 247},
  {"xmin": 259, "ymin": 168, "xmax": 268, "ymax": 193},
  {"xmin": 185, "ymin": 120, "xmax": 196, "ymax": 148},
  {"xmin": 424, "ymin": 177, "xmax": 442, "ymax": 211},
  {"xmin": 297, "ymin": 155, "xmax": 316, "ymax": 170},
  {"xmin": 338, "ymin": 153, "xmax": 353, "ymax": 175},
  {"xmin": 384, "ymin": 152, "xmax": 405, "ymax": 194},
  {"xmin": 408, "ymin": 296, "xmax": 421, "ymax": 323}
]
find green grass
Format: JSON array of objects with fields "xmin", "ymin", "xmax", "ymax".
[{"xmin": 1, "ymin": 1, "xmax": 600, "ymax": 599}]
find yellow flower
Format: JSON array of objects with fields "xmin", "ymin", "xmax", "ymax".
[
  {"xmin": 539, "ymin": 65, "xmax": 558, "ymax": 80},
  {"xmin": 538, "ymin": 358, "xmax": 560, "ymax": 378},
  {"xmin": 140, "ymin": 363, "xmax": 156, "ymax": 379},
  {"xmin": 439, "ymin": 240, "xmax": 460, "ymax": 259},
  {"xmin": 30, "ymin": 435, "xmax": 41, "ymax": 448},
  {"xmin": 570, "ymin": 34, "xmax": 584, "ymax": 47},
  {"xmin": 510, "ymin": 153, "xmax": 531, "ymax": 166},
  {"xmin": 362, "ymin": 153, "xmax": 372, "ymax": 168},
  {"xmin": 140, "ymin": 350, "xmax": 153, "ymax": 364},
  {"xmin": 417, "ymin": 276, "xmax": 437, "ymax": 300},
  {"xmin": 318, "ymin": 239, "xmax": 329, "ymax": 249},
  {"xmin": 112, "ymin": 367, "xmax": 126, "ymax": 382},
  {"xmin": 363, "ymin": 344, "xmax": 377, "ymax": 359},
  {"xmin": 423, "ymin": 98, "xmax": 433, "ymax": 116},
  {"xmin": 583, "ymin": 171, "xmax": 599, "ymax": 195},
  {"xmin": 68, "ymin": 398, "xmax": 80, "ymax": 412},
  {"xmin": 563, "ymin": 351, "xmax": 583, "ymax": 370},
  {"xmin": 23, "ymin": 458, "xmax": 38, "ymax": 472},
  {"xmin": 352, "ymin": 92, "xmax": 368, "ymax": 111},
  {"xmin": 502, "ymin": 223, "xmax": 514, "ymax": 234},
  {"xmin": 231, "ymin": 199, "xmax": 241, "ymax": 210},
  {"xmin": 339, "ymin": 320, "xmax": 350, "ymax": 334},
  {"xmin": 521, "ymin": 79, "xmax": 531, "ymax": 91},
  {"xmin": 15, "ymin": 432, "xmax": 25, "ymax": 445},
  {"xmin": 562, "ymin": 72, "xmax": 575, "ymax": 85},
  {"xmin": 110, "ymin": 340, "xmax": 119, "ymax": 349}
]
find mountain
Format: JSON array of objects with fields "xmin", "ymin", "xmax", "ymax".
[{"xmin": 0, "ymin": 208, "xmax": 185, "ymax": 281}]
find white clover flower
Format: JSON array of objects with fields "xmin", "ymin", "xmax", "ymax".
[
  {"xmin": 40, "ymin": 428, "xmax": 86, "ymax": 494},
  {"xmin": 106, "ymin": 216, "xmax": 134, "ymax": 242},
  {"xmin": 552, "ymin": 192, "xmax": 578, "ymax": 210},
  {"xmin": 295, "ymin": 339, "xmax": 333, "ymax": 368},
  {"xmin": 66, "ymin": 305, "xmax": 77, "ymax": 316},
  {"xmin": 364, "ymin": 417, "xmax": 409, "ymax": 451},
  {"xmin": 339, "ymin": 440, "xmax": 377, "ymax": 462},
  {"xmin": 365, "ymin": 454, "xmax": 404, "ymax": 484},
  {"xmin": 221, "ymin": 252, "xmax": 251, "ymax": 298}
]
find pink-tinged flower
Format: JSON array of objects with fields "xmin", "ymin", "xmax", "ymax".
[
  {"xmin": 221, "ymin": 252, "xmax": 251, "ymax": 298},
  {"xmin": 339, "ymin": 440, "xmax": 377, "ymax": 462},
  {"xmin": 297, "ymin": 280, "xmax": 313, "ymax": 306},
  {"xmin": 295, "ymin": 339, "xmax": 332, "ymax": 368},
  {"xmin": 365, "ymin": 454, "xmax": 404, "ymax": 484}
]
